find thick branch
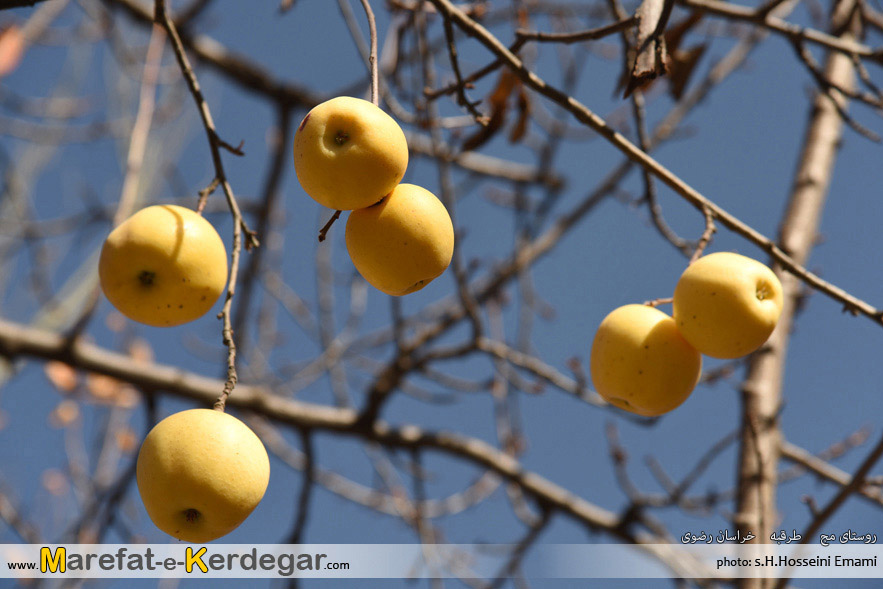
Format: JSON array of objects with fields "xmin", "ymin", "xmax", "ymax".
[
  {"xmin": 735, "ymin": 6, "xmax": 859, "ymax": 589},
  {"xmin": 626, "ymin": 0, "xmax": 675, "ymax": 96},
  {"xmin": 0, "ymin": 318, "xmax": 636, "ymax": 540}
]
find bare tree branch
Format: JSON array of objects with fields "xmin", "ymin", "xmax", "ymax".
[{"xmin": 735, "ymin": 4, "xmax": 860, "ymax": 586}]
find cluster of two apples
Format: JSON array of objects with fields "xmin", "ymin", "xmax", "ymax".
[
  {"xmin": 590, "ymin": 252, "xmax": 785, "ymax": 417},
  {"xmin": 294, "ymin": 96, "xmax": 455, "ymax": 296}
]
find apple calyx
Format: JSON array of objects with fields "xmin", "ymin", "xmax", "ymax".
[
  {"xmin": 334, "ymin": 131, "xmax": 349, "ymax": 146},
  {"xmin": 756, "ymin": 280, "xmax": 774, "ymax": 301},
  {"xmin": 184, "ymin": 508, "xmax": 200, "ymax": 523},
  {"xmin": 138, "ymin": 270, "xmax": 156, "ymax": 287}
]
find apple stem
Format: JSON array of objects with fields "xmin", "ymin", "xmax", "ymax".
[
  {"xmin": 318, "ymin": 210, "xmax": 342, "ymax": 243},
  {"xmin": 357, "ymin": 0, "xmax": 379, "ymax": 106},
  {"xmin": 644, "ymin": 296, "xmax": 673, "ymax": 308}
]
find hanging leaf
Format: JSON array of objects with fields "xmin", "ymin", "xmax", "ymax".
[
  {"xmin": 664, "ymin": 12, "xmax": 704, "ymax": 55},
  {"xmin": 668, "ymin": 44, "xmax": 707, "ymax": 100},
  {"xmin": 508, "ymin": 86, "xmax": 531, "ymax": 144},
  {"xmin": 462, "ymin": 69, "xmax": 519, "ymax": 152},
  {"xmin": 516, "ymin": 7, "xmax": 529, "ymax": 29}
]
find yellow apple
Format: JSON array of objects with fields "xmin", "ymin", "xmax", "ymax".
[
  {"xmin": 98, "ymin": 205, "xmax": 228, "ymax": 327},
  {"xmin": 590, "ymin": 304, "xmax": 702, "ymax": 417},
  {"xmin": 345, "ymin": 183, "xmax": 454, "ymax": 296},
  {"xmin": 136, "ymin": 408, "xmax": 270, "ymax": 543},
  {"xmin": 293, "ymin": 96, "xmax": 409, "ymax": 211},
  {"xmin": 672, "ymin": 252, "xmax": 784, "ymax": 359}
]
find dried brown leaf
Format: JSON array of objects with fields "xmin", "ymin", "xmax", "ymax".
[
  {"xmin": 664, "ymin": 12, "xmax": 704, "ymax": 55},
  {"xmin": 508, "ymin": 87, "xmax": 531, "ymax": 144},
  {"xmin": 668, "ymin": 44, "xmax": 707, "ymax": 100},
  {"xmin": 462, "ymin": 70, "xmax": 519, "ymax": 152}
]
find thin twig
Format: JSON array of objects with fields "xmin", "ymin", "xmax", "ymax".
[
  {"xmin": 0, "ymin": 317, "xmax": 649, "ymax": 541},
  {"xmin": 114, "ymin": 24, "xmax": 166, "ymax": 227},
  {"xmin": 154, "ymin": 0, "xmax": 258, "ymax": 411},
  {"xmin": 632, "ymin": 90, "xmax": 692, "ymax": 255},
  {"xmin": 232, "ymin": 106, "xmax": 293, "ymax": 359},
  {"xmin": 516, "ymin": 16, "xmax": 637, "ymax": 43},
  {"xmin": 690, "ymin": 206, "xmax": 717, "ymax": 263},
  {"xmin": 414, "ymin": 6, "xmax": 483, "ymax": 343},
  {"xmin": 318, "ymin": 210, "xmax": 342, "ymax": 243},
  {"xmin": 647, "ymin": 430, "xmax": 740, "ymax": 504},
  {"xmin": 487, "ymin": 507, "xmax": 552, "ymax": 589},
  {"xmin": 427, "ymin": 0, "xmax": 883, "ymax": 328},
  {"xmin": 289, "ymin": 429, "xmax": 315, "ymax": 543},
  {"xmin": 441, "ymin": 12, "xmax": 487, "ymax": 124},
  {"xmin": 424, "ymin": 37, "xmax": 528, "ymax": 101},
  {"xmin": 680, "ymin": 0, "xmax": 881, "ymax": 63},
  {"xmin": 780, "ymin": 439, "xmax": 883, "ymax": 508},
  {"xmin": 791, "ymin": 37, "xmax": 881, "ymax": 141},
  {"xmin": 773, "ymin": 435, "xmax": 883, "ymax": 589},
  {"xmin": 0, "ymin": 487, "xmax": 40, "ymax": 543}
]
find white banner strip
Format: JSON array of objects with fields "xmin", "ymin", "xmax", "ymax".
[{"xmin": 2, "ymin": 543, "xmax": 882, "ymax": 579}]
